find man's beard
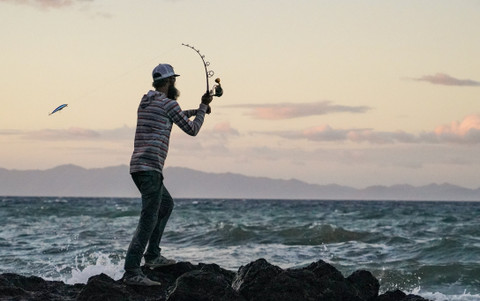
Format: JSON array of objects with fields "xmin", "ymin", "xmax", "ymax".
[{"xmin": 167, "ymin": 84, "xmax": 180, "ymax": 100}]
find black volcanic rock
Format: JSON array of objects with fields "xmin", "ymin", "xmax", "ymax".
[
  {"xmin": 347, "ymin": 270, "xmax": 380, "ymax": 301},
  {"xmin": 231, "ymin": 259, "xmax": 377, "ymax": 301},
  {"xmin": 0, "ymin": 273, "xmax": 83, "ymax": 300},
  {"xmin": 0, "ymin": 259, "xmax": 431, "ymax": 301},
  {"xmin": 376, "ymin": 289, "xmax": 432, "ymax": 301},
  {"xmin": 167, "ymin": 267, "xmax": 244, "ymax": 301},
  {"xmin": 76, "ymin": 273, "xmax": 131, "ymax": 301},
  {"xmin": 232, "ymin": 259, "xmax": 284, "ymax": 300}
]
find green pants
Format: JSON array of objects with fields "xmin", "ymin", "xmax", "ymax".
[{"xmin": 124, "ymin": 171, "xmax": 174, "ymax": 275}]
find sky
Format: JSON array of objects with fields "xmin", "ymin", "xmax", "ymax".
[{"xmin": 1, "ymin": 0, "xmax": 480, "ymax": 189}]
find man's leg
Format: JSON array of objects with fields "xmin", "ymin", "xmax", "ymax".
[
  {"xmin": 144, "ymin": 186, "xmax": 174, "ymax": 262},
  {"xmin": 124, "ymin": 171, "xmax": 163, "ymax": 275}
]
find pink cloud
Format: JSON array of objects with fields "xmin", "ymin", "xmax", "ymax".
[
  {"xmin": 263, "ymin": 115, "xmax": 480, "ymax": 145},
  {"xmin": 346, "ymin": 130, "xmax": 419, "ymax": 144},
  {"xmin": 302, "ymin": 127, "xmax": 402, "ymax": 144},
  {"xmin": 301, "ymin": 125, "xmax": 348, "ymax": 141},
  {"xmin": 415, "ymin": 73, "xmax": 480, "ymax": 86},
  {"xmin": 433, "ymin": 115, "xmax": 480, "ymax": 143},
  {"xmin": 212, "ymin": 122, "xmax": 239, "ymax": 136},
  {"xmin": 347, "ymin": 129, "xmax": 390, "ymax": 144}
]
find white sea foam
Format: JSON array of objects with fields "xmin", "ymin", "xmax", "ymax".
[
  {"xmin": 410, "ymin": 287, "xmax": 480, "ymax": 301},
  {"xmin": 420, "ymin": 292, "xmax": 480, "ymax": 301},
  {"xmin": 64, "ymin": 252, "xmax": 125, "ymax": 284}
]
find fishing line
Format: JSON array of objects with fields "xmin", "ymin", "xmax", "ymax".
[
  {"xmin": 48, "ymin": 45, "xmax": 182, "ymax": 116},
  {"xmin": 49, "ymin": 43, "xmax": 223, "ymax": 117},
  {"xmin": 182, "ymin": 43, "xmax": 223, "ymax": 98},
  {"xmin": 80, "ymin": 45, "xmax": 181, "ymax": 100}
]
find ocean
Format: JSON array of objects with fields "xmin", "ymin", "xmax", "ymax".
[{"xmin": 1, "ymin": 197, "xmax": 479, "ymax": 301}]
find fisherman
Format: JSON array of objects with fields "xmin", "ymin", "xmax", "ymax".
[{"xmin": 123, "ymin": 63, "xmax": 212, "ymax": 286}]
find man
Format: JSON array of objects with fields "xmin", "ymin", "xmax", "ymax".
[{"xmin": 123, "ymin": 63, "xmax": 212, "ymax": 286}]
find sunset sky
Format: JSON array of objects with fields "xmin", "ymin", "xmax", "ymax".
[{"xmin": 1, "ymin": 0, "xmax": 480, "ymax": 189}]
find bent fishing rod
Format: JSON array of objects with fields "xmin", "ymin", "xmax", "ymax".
[{"xmin": 182, "ymin": 43, "xmax": 223, "ymax": 98}]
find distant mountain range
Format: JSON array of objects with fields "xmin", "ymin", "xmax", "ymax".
[{"xmin": 1, "ymin": 164, "xmax": 479, "ymax": 201}]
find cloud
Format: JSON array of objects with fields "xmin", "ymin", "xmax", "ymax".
[
  {"xmin": 212, "ymin": 122, "xmax": 240, "ymax": 136},
  {"xmin": 262, "ymin": 114, "xmax": 480, "ymax": 145},
  {"xmin": 414, "ymin": 73, "xmax": 480, "ymax": 86},
  {"xmin": 0, "ymin": 0, "xmax": 95, "ymax": 9},
  {"xmin": 0, "ymin": 126, "xmax": 134, "ymax": 141},
  {"xmin": 5, "ymin": 115, "xmax": 480, "ymax": 146},
  {"xmin": 278, "ymin": 125, "xmax": 350, "ymax": 142},
  {"xmin": 270, "ymin": 126, "xmax": 416, "ymax": 144},
  {"xmin": 1, "ymin": 124, "xmax": 238, "ymax": 145},
  {"xmin": 22, "ymin": 127, "xmax": 101, "ymax": 140},
  {"xmin": 433, "ymin": 114, "xmax": 480, "ymax": 143},
  {"xmin": 98, "ymin": 126, "xmax": 135, "ymax": 141},
  {"xmin": 1, "ymin": 0, "xmax": 73, "ymax": 8},
  {"xmin": 171, "ymin": 122, "xmax": 240, "ymax": 155},
  {"xmin": 225, "ymin": 101, "xmax": 371, "ymax": 120},
  {"xmin": 0, "ymin": 129, "xmax": 23, "ymax": 135},
  {"xmin": 346, "ymin": 129, "xmax": 425, "ymax": 145}
]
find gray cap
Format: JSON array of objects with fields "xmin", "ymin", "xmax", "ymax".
[{"xmin": 152, "ymin": 64, "xmax": 180, "ymax": 81}]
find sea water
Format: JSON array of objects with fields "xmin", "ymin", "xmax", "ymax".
[{"xmin": 1, "ymin": 197, "xmax": 479, "ymax": 301}]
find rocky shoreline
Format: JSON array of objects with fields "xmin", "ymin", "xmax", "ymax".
[{"xmin": 0, "ymin": 258, "xmax": 429, "ymax": 301}]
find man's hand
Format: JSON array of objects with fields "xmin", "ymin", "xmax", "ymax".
[{"xmin": 201, "ymin": 93, "xmax": 213, "ymax": 105}]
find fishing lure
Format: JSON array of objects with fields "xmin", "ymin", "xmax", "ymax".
[
  {"xmin": 182, "ymin": 43, "xmax": 223, "ymax": 97},
  {"xmin": 49, "ymin": 104, "xmax": 68, "ymax": 115}
]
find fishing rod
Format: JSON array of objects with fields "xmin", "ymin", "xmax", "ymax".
[{"xmin": 182, "ymin": 43, "xmax": 223, "ymax": 97}]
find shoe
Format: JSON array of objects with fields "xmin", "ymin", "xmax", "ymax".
[
  {"xmin": 123, "ymin": 274, "xmax": 162, "ymax": 286},
  {"xmin": 144, "ymin": 255, "xmax": 176, "ymax": 269}
]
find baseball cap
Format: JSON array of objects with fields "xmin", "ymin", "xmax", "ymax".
[{"xmin": 152, "ymin": 64, "xmax": 180, "ymax": 81}]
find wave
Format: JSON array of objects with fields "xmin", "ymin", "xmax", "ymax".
[
  {"xmin": 167, "ymin": 222, "xmax": 379, "ymax": 247},
  {"xmin": 3, "ymin": 197, "xmax": 480, "ymax": 299}
]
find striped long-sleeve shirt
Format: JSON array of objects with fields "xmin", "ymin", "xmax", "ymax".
[{"xmin": 129, "ymin": 90, "xmax": 208, "ymax": 174}]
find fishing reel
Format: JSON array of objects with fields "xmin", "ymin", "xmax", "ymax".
[
  {"xmin": 212, "ymin": 78, "xmax": 223, "ymax": 97},
  {"xmin": 182, "ymin": 43, "xmax": 223, "ymax": 98}
]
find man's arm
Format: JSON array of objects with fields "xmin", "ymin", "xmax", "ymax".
[
  {"xmin": 182, "ymin": 109, "xmax": 198, "ymax": 118},
  {"xmin": 166, "ymin": 93, "xmax": 212, "ymax": 136},
  {"xmin": 183, "ymin": 105, "xmax": 211, "ymax": 118}
]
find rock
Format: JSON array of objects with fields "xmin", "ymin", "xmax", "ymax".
[
  {"xmin": 77, "ymin": 273, "xmax": 130, "ymax": 301},
  {"xmin": 347, "ymin": 270, "xmax": 380, "ymax": 301},
  {"xmin": 232, "ymin": 259, "xmax": 378, "ymax": 301},
  {"xmin": 231, "ymin": 258, "xmax": 283, "ymax": 300},
  {"xmin": 0, "ymin": 259, "xmax": 431, "ymax": 301},
  {"xmin": 166, "ymin": 265, "xmax": 245, "ymax": 301},
  {"xmin": 376, "ymin": 289, "xmax": 432, "ymax": 301},
  {"xmin": 401, "ymin": 295, "xmax": 431, "ymax": 301},
  {"xmin": 302, "ymin": 260, "xmax": 364, "ymax": 301},
  {"xmin": 0, "ymin": 273, "xmax": 82, "ymax": 300},
  {"xmin": 144, "ymin": 261, "xmax": 198, "ymax": 285},
  {"xmin": 304, "ymin": 259, "xmax": 345, "ymax": 281},
  {"xmin": 376, "ymin": 290, "xmax": 407, "ymax": 301}
]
